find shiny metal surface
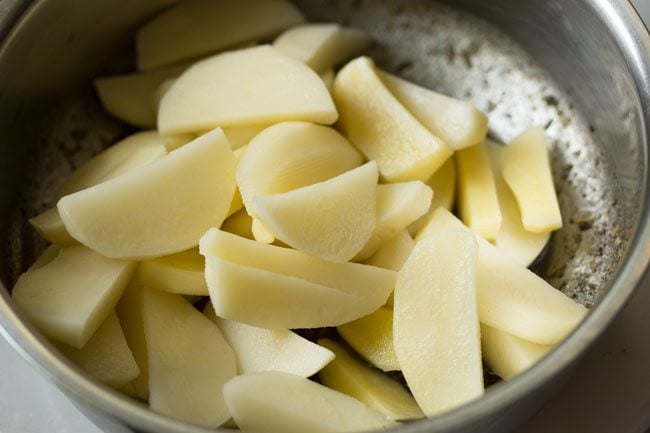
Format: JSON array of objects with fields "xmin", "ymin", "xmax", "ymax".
[{"xmin": 0, "ymin": 1, "xmax": 648, "ymax": 433}]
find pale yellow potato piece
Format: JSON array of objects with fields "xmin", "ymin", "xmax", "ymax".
[
  {"xmin": 223, "ymin": 124, "xmax": 268, "ymax": 150},
  {"xmin": 58, "ymin": 129, "xmax": 236, "ymax": 259},
  {"xmin": 204, "ymin": 303, "xmax": 334, "ymax": 376},
  {"xmin": 205, "ymin": 257, "xmax": 385, "ymax": 330},
  {"xmin": 60, "ymin": 131, "xmax": 169, "ymax": 197},
  {"xmin": 116, "ymin": 282, "xmax": 149, "ymax": 400},
  {"xmin": 486, "ymin": 140, "xmax": 550, "ymax": 266},
  {"xmin": 354, "ymin": 180, "xmax": 432, "ymax": 261},
  {"xmin": 394, "ymin": 228, "xmax": 483, "ymax": 416},
  {"xmin": 408, "ymin": 157, "xmax": 456, "ymax": 236},
  {"xmin": 56, "ymin": 312, "xmax": 140, "ymax": 389},
  {"xmin": 136, "ymin": 0, "xmax": 304, "ymax": 71},
  {"xmin": 334, "ymin": 56, "xmax": 452, "ymax": 182},
  {"xmin": 237, "ymin": 121, "xmax": 363, "ymax": 218},
  {"xmin": 221, "ymin": 209, "xmax": 254, "ymax": 240},
  {"xmin": 337, "ymin": 307, "xmax": 399, "ymax": 372},
  {"xmin": 364, "ymin": 230, "xmax": 415, "ymax": 272},
  {"xmin": 501, "ymin": 128, "xmax": 562, "ymax": 233},
  {"xmin": 415, "ymin": 208, "xmax": 587, "ymax": 345},
  {"xmin": 224, "ymin": 372, "xmax": 397, "ymax": 433},
  {"xmin": 225, "ymin": 144, "xmax": 248, "ymax": 218},
  {"xmin": 254, "ymin": 162, "xmax": 378, "ymax": 262},
  {"xmin": 200, "ymin": 229, "xmax": 396, "ymax": 328},
  {"xmin": 273, "ymin": 24, "xmax": 371, "ymax": 73},
  {"xmin": 31, "ymin": 131, "xmax": 171, "ymax": 245},
  {"xmin": 456, "ymin": 141, "xmax": 502, "ymax": 241},
  {"xmin": 379, "ymin": 71, "xmax": 488, "ymax": 150},
  {"xmin": 12, "ymin": 245, "xmax": 135, "ymax": 348},
  {"xmin": 319, "ymin": 339, "xmax": 423, "ymax": 421},
  {"xmin": 158, "ymin": 46, "xmax": 337, "ymax": 135},
  {"xmin": 481, "ymin": 324, "xmax": 552, "ymax": 380},
  {"xmin": 138, "ymin": 248, "xmax": 208, "ymax": 296},
  {"xmin": 95, "ymin": 64, "xmax": 188, "ymax": 128},
  {"xmin": 29, "ymin": 207, "xmax": 77, "ymax": 246},
  {"xmin": 142, "ymin": 287, "xmax": 235, "ymax": 427},
  {"xmin": 251, "ymin": 218, "xmax": 276, "ymax": 244}
]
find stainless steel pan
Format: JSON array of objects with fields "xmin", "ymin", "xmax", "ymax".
[{"xmin": 0, "ymin": 1, "xmax": 648, "ymax": 432}]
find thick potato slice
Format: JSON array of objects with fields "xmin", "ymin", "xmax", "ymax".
[
  {"xmin": 224, "ymin": 372, "xmax": 397, "ymax": 433},
  {"xmin": 319, "ymin": 339, "xmax": 423, "ymax": 421},
  {"xmin": 251, "ymin": 219, "xmax": 276, "ymax": 244},
  {"xmin": 334, "ymin": 57, "xmax": 452, "ymax": 182},
  {"xmin": 456, "ymin": 141, "xmax": 502, "ymax": 241},
  {"xmin": 237, "ymin": 121, "xmax": 363, "ymax": 217},
  {"xmin": 222, "ymin": 124, "xmax": 268, "ymax": 150},
  {"xmin": 138, "ymin": 248, "xmax": 208, "ymax": 296},
  {"xmin": 354, "ymin": 180, "xmax": 432, "ymax": 261},
  {"xmin": 200, "ymin": 229, "xmax": 396, "ymax": 329},
  {"xmin": 204, "ymin": 303, "xmax": 334, "ymax": 376},
  {"xmin": 221, "ymin": 209, "xmax": 254, "ymax": 240},
  {"xmin": 415, "ymin": 208, "xmax": 587, "ymax": 345},
  {"xmin": 394, "ymin": 229, "xmax": 483, "ymax": 416},
  {"xmin": 142, "ymin": 287, "xmax": 235, "ymax": 427},
  {"xmin": 486, "ymin": 140, "xmax": 549, "ymax": 266},
  {"xmin": 29, "ymin": 244, "xmax": 62, "ymax": 270},
  {"xmin": 116, "ymin": 282, "xmax": 149, "ymax": 400},
  {"xmin": 136, "ymin": 0, "xmax": 304, "ymax": 71},
  {"xmin": 254, "ymin": 162, "xmax": 378, "ymax": 262},
  {"xmin": 481, "ymin": 324, "xmax": 552, "ymax": 380},
  {"xmin": 379, "ymin": 71, "xmax": 488, "ymax": 150},
  {"xmin": 337, "ymin": 307, "xmax": 399, "ymax": 372},
  {"xmin": 58, "ymin": 129, "xmax": 236, "ymax": 260},
  {"xmin": 12, "ymin": 245, "xmax": 135, "ymax": 348},
  {"xmin": 158, "ymin": 46, "xmax": 337, "ymax": 135},
  {"xmin": 56, "ymin": 312, "xmax": 140, "ymax": 389},
  {"xmin": 29, "ymin": 208, "xmax": 77, "ymax": 246},
  {"xmin": 408, "ymin": 157, "xmax": 456, "ymax": 235},
  {"xmin": 501, "ymin": 128, "xmax": 562, "ymax": 233},
  {"xmin": 95, "ymin": 64, "xmax": 188, "ymax": 128},
  {"xmin": 31, "ymin": 131, "xmax": 171, "ymax": 245},
  {"xmin": 273, "ymin": 24, "xmax": 371, "ymax": 73}
]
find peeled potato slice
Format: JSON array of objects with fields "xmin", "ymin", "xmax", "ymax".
[
  {"xmin": 273, "ymin": 24, "xmax": 371, "ymax": 73},
  {"xmin": 354, "ymin": 180, "xmax": 432, "ymax": 261},
  {"xmin": 364, "ymin": 230, "xmax": 415, "ymax": 272},
  {"xmin": 224, "ymin": 372, "xmax": 397, "ymax": 433},
  {"xmin": 116, "ymin": 282, "xmax": 149, "ymax": 400},
  {"xmin": 456, "ymin": 141, "xmax": 502, "ymax": 241},
  {"xmin": 379, "ymin": 71, "xmax": 488, "ymax": 150},
  {"xmin": 481, "ymin": 324, "xmax": 552, "ymax": 380},
  {"xmin": 334, "ymin": 57, "xmax": 452, "ymax": 182},
  {"xmin": 12, "ymin": 245, "xmax": 135, "ymax": 348},
  {"xmin": 394, "ymin": 228, "xmax": 483, "ymax": 416},
  {"xmin": 58, "ymin": 129, "xmax": 236, "ymax": 259},
  {"xmin": 319, "ymin": 339, "xmax": 424, "ymax": 421},
  {"xmin": 29, "ymin": 208, "xmax": 77, "ymax": 246},
  {"xmin": 200, "ymin": 229, "xmax": 396, "ymax": 329},
  {"xmin": 408, "ymin": 157, "xmax": 456, "ymax": 236},
  {"xmin": 321, "ymin": 68, "xmax": 335, "ymax": 92},
  {"xmin": 142, "ymin": 287, "xmax": 235, "ymax": 427},
  {"xmin": 95, "ymin": 64, "xmax": 188, "ymax": 128},
  {"xmin": 251, "ymin": 218, "xmax": 276, "ymax": 244},
  {"xmin": 254, "ymin": 162, "xmax": 378, "ymax": 262},
  {"xmin": 501, "ymin": 128, "xmax": 562, "ymax": 233},
  {"xmin": 29, "ymin": 244, "xmax": 62, "ymax": 270},
  {"xmin": 415, "ymin": 208, "xmax": 587, "ymax": 345},
  {"xmin": 222, "ymin": 124, "xmax": 268, "ymax": 150},
  {"xmin": 138, "ymin": 248, "xmax": 208, "ymax": 296},
  {"xmin": 136, "ymin": 0, "xmax": 304, "ymax": 71},
  {"xmin": 237, "ymin": 121, "xmax": 363, "ymax": 218},
  {"xmin": 158, "ymin": 46, "xmax": 337, "ymax": 135},
  {"xmin": 486, "ymin": 140, "xmax": 550, "ymax": 266},
  {"xmin": 56, "ymin": 312, "xmax": 140, "ymax": 389},
  {"xmin": 204, "ymin": 303, "xmax": 334, "ymax": 377},
  {"xmin": 337, "ymin": 307, "xmax": 399, "ymax": 372}
]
